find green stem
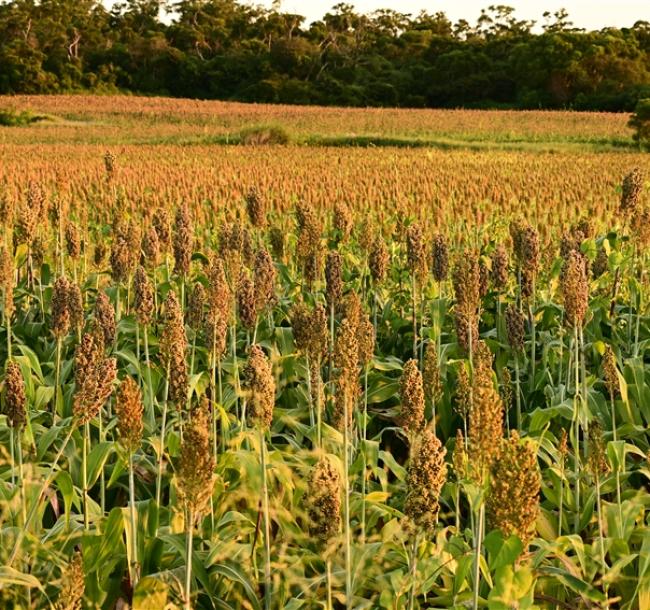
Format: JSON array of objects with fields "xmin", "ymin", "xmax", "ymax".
[
  {"xmin": 408, "ymin": 534, "xmax": 419, "ymax": 610},
  {"xmin": 129, "ymin": 451, "xmax": 139, "ymax": 588},
  {"xmin": 472, "ymin": 503, "xmax": 485, "ymax": 610},
  {"xmin": 185, "ymin": 508, "xmax": 194, "ymax": 610},
  {"xmin": 155, "ymin": 366, "xmax": 170, "ymax": 516},
  {"xmin": 260, "ymin": 427, "xmax": 272, "ymax": 610},
  {"xmin": 83, "ymin": 422, "xmax": 90, "ymax": 531},
  {"xmin": 343, "ymin": 391, "xmax": 352, "ymax": 608}
]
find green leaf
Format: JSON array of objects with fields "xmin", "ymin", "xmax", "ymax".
[{"xmin": 86, "ymin": 442, "xmax": 114, "ymax": 489}]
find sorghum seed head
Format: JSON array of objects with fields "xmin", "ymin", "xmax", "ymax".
[
  {"xmin": 431, "ymin": 233, "xmax": 448, "ymax": 282},
  {"xmin": 186, "ymin": 282, "xmax": 206, "ymax": 330},
  {"xmin": 73, "ymin": 347, "xmax": 116, "ymax": 425},
  {"xmin": 422, "ymin": 342, "xmax": 442, "ymax": 405},
  {"xmin": 469, "ymin": 342, "xmax": 503, "ymax": 480},
  {"xmin": 141, "ymin": 226, "xmax": 161, "ymax": 269},
  {"xmin": 134, "ymin": 266, "xmax": 155, "ymax": 326},
  {"xmin": 178, "ymin": 399, "xmax": 215, "ymax": 518},
  {"xmin": 160, "ymin": 290, "xmax": 188, "ymax": 405},
  {"xmin": 65, "ymin": 222, "xmax": 81, "ymax": 260},
  {"xmin": 54, "ymin": 550, "xmax": 84, "ymax": 610},
  {"xmin": 253, "ymin": 247, "xmax": 277, "ymax": 313},
  {"xmin": 620, "ymin": 168, "xmax": 643, "ymax": 216},
  {"xmin": 94, "ymin": 291, "xmax": 115, "ymax": 347},
  {"xmin": 454, "ymin": 362, "xmax": 472, "ymax": 420},
  {"xmin": 406, "ymin": 223, "xmax": 427, "ymax": 280},
  {"xmin": 325, "ymin": 251, "xmax": 343, "ymax": 309},
  {"xmin": 237, "ymin": 271, "xmax": 257, "ymax": 330},
  {"xmin": 491, "ymin": 243, "xmax": 509, "ymax": 289},
  {"xmin": 173, "ymin": 206, "xmax": 193, "ymax": 276},
  {"xmin": 487, "ymin": 431, "xmax": 540, "ymax": 547},
  {"xmin": 333, "ymin": 202, "xmax": 353, "ymax": 242},
  {"xmin": 4, "ymin": 361, "xmax": 26, "ymax": 428},
  {"xmin": 505, "ymin": 304, "xmax": 525, "ymax": 352},
  {"xmin": 399, "ymin": 359, "xmax": 425, "ymax": 437},
  {"xmin": 561, "ymin": 249, "xmax": 589, "ymax": 327},
  {"xmin": 588, "ymin": 420, "xmax": 610, "ymax": 477},
  {"xmin": 67, "ymin": 282, "xmax": 84, "ymax": 330},
  {"xmin": 245, "ymin": 187, "xmax": 266, "ymax": 228},
  {"xmin": 404, "ymin": 426, "xmax": 447, "ymax": 532},
  {"xmin": 269, "ymin": 225, "xmax": 286, "ymax": 261},
  {"xmin": 115, "ymin": 376, "xmax": 143, "ymax": 453},
  {"xmin": 0, "ymin": 246, "xmax": 15, "ymax": 319},
  {"xmin": 602, "ymin": 345, "xmax": 619, "ymax": 398},
  {"xmin": 152, "ymin": 208, "xmax": 172, "ymax": 253},
  {"xmin": 369, "ymin": 236, "xmax": 389, "ymax": 284},
  {"xmin": 52, "ymin": 276, "xmax": 71, "ymax": 338},
  {"xmin": 243, "ymin": 345, "xmax": 275, "ymax": 429},
  {"xmin": 306, "ymin": 454, "xmax": 341, "ymax": 544},
  {"xmin": 592, "ymin": 246, "xmax": 608, "ymax": 278}
]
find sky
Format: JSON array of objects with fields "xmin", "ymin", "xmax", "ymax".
[{"xmin": 249, "ymin": 0, "xmax": 650, "ymax": 30}]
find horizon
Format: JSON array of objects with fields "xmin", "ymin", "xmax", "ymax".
[{"xmin": 248, "ymin": 0, "xmax": 649, "ymax": 31}]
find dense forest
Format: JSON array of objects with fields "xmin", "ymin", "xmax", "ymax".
[{"xmin": 0, "ymin": 0, "xmax": 649, "ymax": 110}]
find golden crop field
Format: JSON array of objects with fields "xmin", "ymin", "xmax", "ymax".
[{"xmin": 0, "ymin": 95, "xmax": 648, "ymax": 610}]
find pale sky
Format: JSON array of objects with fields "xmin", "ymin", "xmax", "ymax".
[{"xmin": 250, "ymin": 0, "xmax": 650, "ymax": 30}]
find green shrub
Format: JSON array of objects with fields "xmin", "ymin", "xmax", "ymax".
[
  {"xmin": 0, "ymin": 108, "xmax": 45, "ymax": 127},
  {"xmin": 628, "ymin": 98, "xmax": 650, "ymax": 148},
  {"xmin": 239, "ymin": 124, "xmax": 291, "ymax": 145}
]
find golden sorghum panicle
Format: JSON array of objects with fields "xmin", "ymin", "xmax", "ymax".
[
  {"xmin": 307, "ymin": 455, "xmax": 341, "ymax": 543},
  {"xmin": 186, "ymin": 282, "xmax": 206, "ymax": 330},
  {"xmin": 178, "ymin": 400, "xmax": 216, "ymax": 518},
  {"xmin": 253, "ymin": 247, "xmax": 276, "ymax": 313},
  {"xmin": 245, "ymin": 187, "xmax": 266, "ymax": 229},
  {"xmin": 602, "ymin": 345, "xmax": 619, "ymax": 398},
  {"xmin": 32, "ymin": 234, "xmax": 45, "ymax": 269},
  {"xmin": 65, "ymin": 222, "xmax": 81, "ymax": 260},
  {"xmin": 325, "ymin": 251, "xmax": 343, "ymax": 310},
  {"xmin": 592, "ymin": 246, "xmax": 608, "ymax": 279},
  {"xmin": 454, "ymin": 362, "xmax": 472, "ymax": 420},
  {"xmin": 110, "ymin": 218, "xmax": 131, "ymax": 283},
  {"xmin": 94, "ymin": 291, "xmax": 116, "ymax": 347},
  {"xmin": 54, "ymin": 550, "xmax": 84, "ymax": 610},
  {"xmin": 295, "ymin": 202, "xmax": 322, "ymax": 286},
  {"xmin": 52, "ymin": 276, "xmax": 71, "ymax": 338},
  {"xmin": 487, "ymin": 431, "xmax": 540, "ymax": 546},
  {"xmin": 115, "ymin": 376, "xmax": 143, "ymax": 453},
  {"xmin": 510, "ymin": 221, "xmax": 540, "ymax": 299},
  {"xmin": 142, "ymin": 226, "xmax": 161, "ymax": 269},
  {"xmin": 104, "ymin": 150, "xmax": 116, "ymax": 179},
  {"xmin": 453, "ymin": 251, "xmax": 480, "ymax": 353},
  {"xmin": 369, "ymin": 236, "xmax": 389, "ymax": 284},
  {"xmin": 431, "ymin": 233, "xmax": 448, "ymax": 283},
  {"xmin": 68, "ymin": 282, "xmax": 84, "ymax": 331},
  {"xmin": 205, "ymin": 256, "xmax": 231, "ymax": 357},
  {"xmin": 243, "ymin": 345, "xmax": 275, "ymax": 429},
  {"xmin": 160, "ymin": 290, "xmax": 188, "ymax": 405},
  {"xmin": 620, "ymin": 168, "xmax": 643, "ymax": 216},
  {"xmin": 0, "ymin": 246, "xmax": 15, "ymax": 318},
  {"xmin": 404, "ymin": 426, "xmax": 447, "ymax": 532},
  {"xmin": 4, "ymin": 361, "xmax": 26, "ymax": 428},
  {"xmin": 479, "ymin": 259, "xmax": 489, "ymax": 298},
  {"xmin": 73, "ymin": 345, "xmax": 117, "ymax": 425},
  {"xmin": 332, "ymin": 316, "xmax": 359, "ymax": 431},
  {"xmin": 505, "ymin": 304, "xmax": 525, "ymax": 353},
  {"xmin": 561, "ymin": 249, "xmax": 589, "ymax": 327},
  {"xmin": 399, "ymin": 359, "xmax": 425, "ymax": 437},
  {"xmin": 173, "ymin": 206, "xmax": 193, "ymax": 276},
  {"xmin": 127, "ymin": 221, "xmax": 141, "ymax": 273},
  {"xmin": 152, "ymin": 207, "xmax": 172, "ymax": 254},
  {"xmin": 422, "ymin": 342, "xmax": 442, "ymax": 405},
  {"xmin": 237, "ymin": 271, "xmax": 257, "ymax": 330},
  {"xmin": 469, "ymin": 342, "xmax": 503, "ymax": 479},
  {"xmin": 588, "ymin": 420, "xmax": 610, "ymax": 477},
  {"xmin": 74, "ymin": 330, "xmax": 104, "ymax": 389},
  {"xmin": 491, "ymin": 243, "xmax": 509, "ymax": 289},
  {"xmin": 631, "ymin": 207, "xmax": 650, "ymax": 247},
  {"xmin": 291, "ymin": 302, "xmax": 311, "ymax": 353},
  {"xmin": 406, "ymin": 223, "xmax": 427, "ymax": 280},
  {"xmin": 357, "ymin": 310, "xmax": 375, "ymax": 368},
  {"xmin": 452, "ymin": 428, "xmax": 468, "ymax": 480},
  {"xmin": 134, "ymin": 266, "xmax": 154, "ymax": 326},
  {"xmin": 333, "ymin": 202, "xmax": 353, "ymax": 242},
  {"xmin": 291, "ymin": 301, "xmax": 328, "ymax": 361}
]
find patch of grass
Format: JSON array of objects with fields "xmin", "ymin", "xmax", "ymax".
[
  {"xmin": 238, "ymin": 124, "xmax": 291, "ymax": 145},
  {"xmin": 0, "ymin": 108, "xmax": 48, "ymax": 127}
]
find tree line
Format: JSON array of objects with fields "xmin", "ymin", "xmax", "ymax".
[{"xmin": 1, "ymin": 0, "xmax": 649, "ymax": 110}]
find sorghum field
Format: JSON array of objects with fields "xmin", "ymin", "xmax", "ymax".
[{"xmin": 0, "ymin": 96, "xmax": 649, "ymax": 610}]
